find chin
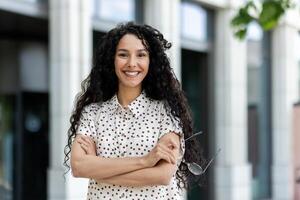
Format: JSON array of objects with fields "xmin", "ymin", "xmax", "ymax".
[
  {"xmin": 124, "ymin": 83, "xmax": 142, "ymax": 89},
  {"xmin": 119, "ymin": 81, "xmax": 143, "ymax": 89}
]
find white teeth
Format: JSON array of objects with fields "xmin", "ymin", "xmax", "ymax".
[{"xmin": 124, "ymin": 71, "xmax": 139, "ymax": 77}]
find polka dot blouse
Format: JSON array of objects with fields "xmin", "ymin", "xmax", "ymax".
[{"xmin": 77, "ymin": 91, "xmax": 185, "ymax": 200}]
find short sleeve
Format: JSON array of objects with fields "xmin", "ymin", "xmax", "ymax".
[
  {"xmin": 159, "ymin": 102, "xmax": 185, "ymax": 158},
  {"xmin": 76, "ymin": 104, "xmax": 98, "ymax": 141}
]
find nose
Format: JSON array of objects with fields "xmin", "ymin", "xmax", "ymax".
[{"xmin": 128, "ymin": 55, "xmax": 137, "ymax": 68}]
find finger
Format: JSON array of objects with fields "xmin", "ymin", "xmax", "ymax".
[
  {"xmin": 76, "ymin": 135, "xmax": 87, "ymax": 143},
  {"xmin": 81, "ymin": 136, "xmax": 93, "ymax": 145},
  {"xmin": 159, "ymin": 138, "xmax": 178, "ymax": 150},
  {"xmin": 158, "ymin": 145, "xmax": 176, "ymax": 163},
  {"xmin": 160, "ymin": 147, "xmax": 176, "ymax": 163},
  {"xmin": 76, "ymin": 137, "xmax": 84, "ymax": 144},
  {"xmin": 76, "ymin": 134, "xmax": 85, "ymax": 140},
  {"xmin": 168, "ymin": 139, "xmax": 179, "ymax": 150},
  {"xmin": 80, "ymin": 143, "xmax": 88, "ymax": 152},
  {"xmin": 83, "ymin": 136, "xmax": 94, "ymax": 145},
  {"xmin": 88, "ymin": 137, "xmax": 96, "ymax": 145},
  {"xmin": 78, "ymin": 139, "xmax": 90, "ymax": 148},
  {"xmin": 157, "ymin": 147, "xmax": 176, "ymax": 164},
  {"xmin": 80, "ymin": 136, "xmax": 94, "ymax": 146},
  {"xmin": 157, "ymin": 152, "xmax": 172, "ymax": 163},
  {"xmin": 161, "ymin": 151, "xmax": 176, "ymax": 164}
]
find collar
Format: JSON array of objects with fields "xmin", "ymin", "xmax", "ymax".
[{"xmin": 104, "ymin": 91, "xmax": 151, "ymax": 118}]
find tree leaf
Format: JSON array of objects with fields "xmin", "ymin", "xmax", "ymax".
[
  {"xmin": 231, "ymin": 7, "xmax": 254, "ymax": 27},
  {"xmin": 259, "ymin": 1, "xmax": 284, "ymax": 30},
  {"xmin": 235, "ymin": 28, "xmax": 247, "ymax": 40}
]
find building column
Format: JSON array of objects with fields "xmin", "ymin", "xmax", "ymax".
[
  {"xmin": 48, "ymin": 0, "xmax": 92, "ymax": 199},
  {"xmin": 271, "ymin": 8, "xmax": 300, "ymax": 199},
  {"xmin": 214, "ymin": 6, "xmax": 252, "ymax": 200},
  {"xmin": 144, "ymin": 0, "xmax": 181, "ymax": 81}
]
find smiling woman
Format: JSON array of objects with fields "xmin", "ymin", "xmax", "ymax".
[
  {"xmin": 64, "ymin": 22, "xmax": 204, "ymax": 200},
  {"xmin": 114, "ymin": 34, "xmax": 149, "ymax": 97}
]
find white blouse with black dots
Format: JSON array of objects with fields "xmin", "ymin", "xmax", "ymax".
[{"xmin": 77, "ymin": 91, "xmax": 185, "ymax": 200}]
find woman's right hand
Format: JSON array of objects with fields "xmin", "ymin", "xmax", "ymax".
[
  {"xmin": 142, "ymin": 140, "xmax": 177, "ymax": 168},
  {"xmin": 76, "ymin": 134, "xmax": 97, "ymax": 156}
]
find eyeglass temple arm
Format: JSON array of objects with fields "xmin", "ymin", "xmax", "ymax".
[
  {"xmin": 202, "ymin": 148, "xmax": 221, "ymax": 173},
  {"xmin": 185, "ymin": 131, "xmax": 203, "ymax": 142}
]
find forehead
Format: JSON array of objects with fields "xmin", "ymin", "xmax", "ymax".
[{"xmin": 116, "ymin": 34, "xmax": 146, "ymax": 50}]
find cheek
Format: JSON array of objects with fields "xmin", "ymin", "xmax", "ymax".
[
  {"xmin": 144, "ymin": 66, "xmax": 149, "ymax": 75},
  {"xmin": 115, "ymin": 60, "xmax": 128, "ymax": 78},
  {"xmin": 142, "ymin": 60, "xmax": 150, "ymax": 73},
  {"xmin": 114, "ymin": 61, "xmax": 123, "ymax": 80},
  {"xmin": 114, "ymin": 59, "xmax": 122, "ymax": 71}
]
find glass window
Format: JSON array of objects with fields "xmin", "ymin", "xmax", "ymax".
[
  {"xmin": 16, "ymin": 0, "xmax": 47, "ymax": 3},
  {"xmin": 298, "ymin": 32, "xmax": 300, "ymax": 101},
  {"xmin": 0, "ymin": 96, "xmax": 15, "ymax": 200},
  {"xmin": 247, "ymin": 26, "xmax": 272, "ymax": 199},
  {"xmin": 180, "ymin": 1, "xmax": 207, "ymax": 42},
  {"xmin": 93, "ymin": 0, "xmax": 135, "ymax": 22},
  {"xmin": 247, "ymin": 22, "xmax": 263, "ymax": 42}
]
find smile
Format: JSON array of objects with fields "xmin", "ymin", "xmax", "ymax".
[{"xmin": 124, "ymin": 71, "xmax": 140, "ymax": 77}]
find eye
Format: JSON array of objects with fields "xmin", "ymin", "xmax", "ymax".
[
  {"xmin": 118, "ymin": 53, "xmax": 128, "ymax": 58},
  {"xmin": 137, "ymin": 53, "xmax": 147, "ymax": 58}
]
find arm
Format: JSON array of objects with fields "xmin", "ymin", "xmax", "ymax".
[
  {"xmin": 98, "ymin": 132, "xmax": 181, "ymax": 187},
  {"xmin": 71, "ymin": 134, "xmax": 177, "ymax": 180},
  {"xmin": 71, "ymin": 135, "xmax": 146, "ymax": 179},
  {"xmin": 98, "ymin": 160, "xmax": 177, "ymax": 187}
]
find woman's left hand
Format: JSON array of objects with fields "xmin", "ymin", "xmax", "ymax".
[{"xmin": 76, "ymin": 135, "xmax": 97, "ymax": 156}]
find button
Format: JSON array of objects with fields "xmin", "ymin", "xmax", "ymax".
[
  {"xmin": 120, "ymin": 193, "xmax": 125, "ymax": 198},
  {"xmin": 121, "ymin": 152, "xmax": 125, "ymax": 157}
]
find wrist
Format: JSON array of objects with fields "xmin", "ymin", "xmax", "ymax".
[{"xmin": 139, "ymin": 156, "xmax": 149, "ymax": 168}]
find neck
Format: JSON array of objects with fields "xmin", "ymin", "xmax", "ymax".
[{"xmin": 117, "ymin": 86, "xmax": 142, "ymax": 107}]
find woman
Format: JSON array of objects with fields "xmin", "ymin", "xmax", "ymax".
[{"xmin": 64, "ymin": 22, "xmax": 204, "ymax": 200}]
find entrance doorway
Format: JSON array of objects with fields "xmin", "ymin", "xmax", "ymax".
[
  {"xmin": 0, "ymin": 10, "xmax": 48, "ymax": 200},
  {"xmin": 181, "ymin": 49, "xmax": 210, "ymax": 200}
]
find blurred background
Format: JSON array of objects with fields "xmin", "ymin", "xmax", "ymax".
[{"xmin": 0, "ymin": 0, "xmax": 299, "ymax": 199}]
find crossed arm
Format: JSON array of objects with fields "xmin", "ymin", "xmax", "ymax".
[{"xmin": 70, "ymin": 132, "xmax": 181, "ymax": 187}]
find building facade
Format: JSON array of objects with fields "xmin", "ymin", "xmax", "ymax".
[{"xmin": 0, "ymin": 0, "xmax": 299, "ymax": 200}]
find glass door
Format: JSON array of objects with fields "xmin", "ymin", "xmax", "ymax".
[
  {"xmin": 0, "ymin": 95, "xmax": 16, "ymax": 200},
  {"xmin": 182, "ymin": 49, "xmax": 210, "ymax": 200}
]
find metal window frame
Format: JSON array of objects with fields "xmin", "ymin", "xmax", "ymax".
[
  {"xmin": 0, "ymin": 0, "xmax": 48, "ymax": 18},
  {"xmin": 92, "ymin": 0, "xmax": 143, "ymax": 32}
]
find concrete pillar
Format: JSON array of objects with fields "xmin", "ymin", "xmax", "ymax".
[
  {"xmin": 271, "ymin": 8, "xmax": 300, "ymax": 199},
  {"xmin": 213, "ymin": 6, "xmax": 252, "ymax": 200},
  {"xmin": 144, "ymin": 0, "xmax": 181, "ymax": 81},
  {"xmin": 48, "ymin": 0, "xmax": 92, "ymax": 199}
]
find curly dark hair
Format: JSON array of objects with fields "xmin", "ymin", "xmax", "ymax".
[{"xmin": 64, "ymin": 22, "xmax": 205, "ymax": 190}]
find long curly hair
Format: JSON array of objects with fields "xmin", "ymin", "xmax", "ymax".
[{"xmin": 64, "ymin": 22, "xmax": 205, "ymax": 189}]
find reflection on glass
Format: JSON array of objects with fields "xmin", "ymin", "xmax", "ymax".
[
  {"xmin": 298, "ymin": 32, "xmax": 300, "ymax": 99},
  {"xmin": 0, "ymin": 96, "xmax": 15, "ymax": 200},
  {"xmin": 247, "ymin": 22, "xmax": 263, "ymax": 41},
  {"xmin": 181, "ymin": 2, "xmax": 207, "ymax": 41},
  {"xmin": 247, "ymin": 31, "xmax": 271, "ymax": 199},
  {"xmin": 182, "ymin": 49, "xmax": 209, "ymax": 199},
  {"xmin": 16, "ymin": 0, "xmax": 46, "ymax": 3},
  {"xmin": 94, "ymin": 0, "xmax": 135, "ymax": 22}
]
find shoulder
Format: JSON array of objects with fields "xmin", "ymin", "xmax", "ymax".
[
  {"xmin": 156, "ymin": 100, "xmax": 171, "ymax": 114},
  {"xmin": 81, "ymin": 102, "xmax": 103, "ymax": 118},
  {"xmin": 146, "ymin": 98, "xmax": 167, "ymax": 113},
  {"xmin": 83, "ymin": 102, "xmax": 102, "ymax": 111}
]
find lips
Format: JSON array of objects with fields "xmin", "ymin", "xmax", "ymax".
[{"xmin": 124, "ymin": 71, "xmax": 140, "ymax": 77}]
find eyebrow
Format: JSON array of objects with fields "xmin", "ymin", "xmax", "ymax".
[{"xmin": 117, "ymin": 49, "xmax": 148, "ymax": 52}]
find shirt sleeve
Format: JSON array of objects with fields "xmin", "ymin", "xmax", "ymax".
[
  {"xmin": 159, "ymin": 102, "xmax": 185, "ymax": 159},
  {"xmin": 76, "ymin": 104, "xmax": 98, "ymax": 141}
]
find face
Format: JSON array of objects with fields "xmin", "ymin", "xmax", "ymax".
[{"xmin": 114, "ymin": 34, "xmax": 150, "ymax": 91}]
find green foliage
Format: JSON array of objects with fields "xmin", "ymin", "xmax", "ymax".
[
  {"xmin": 0, "ymin": 97, "xmax": 14, "ymax": 137},
  {"xmin": 231, "ymin": 0, "xmax": 295, "ymax": 40}
]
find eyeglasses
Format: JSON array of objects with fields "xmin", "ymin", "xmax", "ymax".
[{"xmin": 183, "ymin": 131, "xmax": 221, "ymax": 176}]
